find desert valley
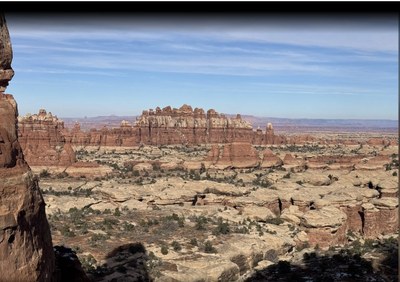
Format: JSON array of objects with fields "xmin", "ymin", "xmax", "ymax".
[
  {"xmin": 14, "ymin": 105, "xmax": 399, "ymax": 281},
  {"xmin": 0, "ymin": 12, "xmax": 398, "ymax": 282}
]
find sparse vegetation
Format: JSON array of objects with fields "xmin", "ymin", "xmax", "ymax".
[
  {"xmin": 39, "ymin": 141, "xmax": 397, "ymax": 281},
  {"xmin": 266, "ymin": 217, "xmax": 284, "ymax": 225}
]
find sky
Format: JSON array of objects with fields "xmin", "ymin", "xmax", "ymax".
[{"xmin": 4, "ymin": 13, "xmax": 399, "ymax": 120}]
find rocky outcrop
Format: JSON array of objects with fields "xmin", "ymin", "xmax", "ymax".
[
  {"xmin": 0, "ymin": 16, "xmax": 13, "ymax": 93},
  {"xmin": 0, "ymin": 13, "xmax": 55, "ymax": 281},
  {"xmin": 260, "ymin": 148, "xmax": 283, "ymax": 168},
  {"xmin": 205, "ymin": 142, "xmax": 260, "ymax": 169},
  {"xmin": 362, "ymin": 198, "xmax": 398, "ymax": 238},
  {"xmin": 300, "ymin": 206, "xmax": 348, "ymax": 248},
  {"xmin": 66, "ymin": 105, "xmax": 289, "ymax": 146},
  {"xmin": 18, "ymin": 109, "xmax": 76, "ymax": 166}
]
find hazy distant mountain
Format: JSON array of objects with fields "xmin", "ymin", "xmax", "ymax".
[
  {"xmin": 62, "ymin": 115, "xmax": 137, "ymax": 131},
  {"xmin": 229, "ymin": 115, "xmax": 398, "ymax": 129},
  {"xmin": 61, "ymin": 114, "xmax": 398, "ymax": 133}
]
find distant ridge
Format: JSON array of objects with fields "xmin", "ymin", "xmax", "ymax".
[
  {"xmin": 229, "ymin": 115, "xmax": 398, "ymax": 129},
  {"xmin": 61, "ymin": 114, "xmax": 398, "ymax": 132}
]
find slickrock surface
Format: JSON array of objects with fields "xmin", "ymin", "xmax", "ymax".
[
  {"xmin": 38, "ymin": 139, "xmax": 397, "ymax": 281},
  {"xmin": 0, "ymin": 14, "xmax": 55, "ymax": 281}
]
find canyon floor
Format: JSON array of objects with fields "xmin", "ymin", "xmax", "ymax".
[{"xmin": 33, "ymin": 141, "xmax": 398, "ymax": 282}]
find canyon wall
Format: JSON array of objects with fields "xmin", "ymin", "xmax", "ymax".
[
  {"xmin": 18, "ymin": 109, "xmax": 76, "ymax": 166},
  {"xmin": 64, "ymin": 105, "xmax": 288, "ymax": 146},
  {"xmin": 20, "ymin": 104, "xmax": 396, "ymax": 152},
  {"xmin": 0, "ymin": 14, "xmax": 55, "ymax": 281}
]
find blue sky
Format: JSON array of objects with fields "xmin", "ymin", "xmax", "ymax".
[{"xmin": 5, "ymin": 14, "xmax": 398, "ymax": 119}]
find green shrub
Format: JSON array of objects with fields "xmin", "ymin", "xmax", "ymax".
[
  {"xmin": 123, "ymin": 222, "xmax": 134, "ymax": 231},
  {"xmin": 195, "ymin": 216, "xmax": 208, "ymax": 230},
  {"xmin": 233, "ymin": 226, "xmax": 249, "ymax": 234},
  {"xmin": 39, "ymin": 169, "xmax": 50, "ymax": 178},
  {"xmin": 204, "ymin": 241, "xmax": 217, "ymax": 253},
  {"xmin": 171, "ymin": 241, "xmax": 182, "ymax": 252},
  {"xmin": 212, "ymin": 219, "xmax": 230, "ymax": 235},
  {"xmin": 113, "ymin": 208, "xmax": 121, "ymax": 216},
  {"xmin": 190, "ymin": 238, "xmax": 198, "ymax": 246},
  {"xmin": 266, "ymin": 217, "xmax": 284, "ymax": 225},
  {"xmin": 161, "ymin": 245, "xmax": 169, "ymax": 255}
]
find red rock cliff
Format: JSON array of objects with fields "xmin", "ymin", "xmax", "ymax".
[
  {"xmin": 67, "ymin": 104, "xmax": 289, "ymax": 146},
  {"xmin": 18, "ymin": 109, "xmax": 76, "ymax": 166},
  {"xmin": 0, "ymin": 14, "xmax": 55, "ymax": 281}
]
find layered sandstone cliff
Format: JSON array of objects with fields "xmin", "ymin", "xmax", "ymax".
[
  {"xmin": 67, "ymin": 104, "xmax": 289, "ymax": 146},
  {"xmin": 18, "ymin": 109, "xmax": 76, "ymax": 166},
  {"xmin": 0, "ymin": 14, "xmax": 55, "ymax": 281}
]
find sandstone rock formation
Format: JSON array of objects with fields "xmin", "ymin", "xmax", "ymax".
[
  {"xmin": 205, "ymin": 142, "xmax": 260, "ymax": 169},
  {"xmin": 18, "ymin": 109, "xmax": 76, "ymax": 166},
  {"xmin": 260, "ymin": 148, "xmax": 283, "ymax": 168},
  {"xmin": 66, "ymin": 105, "xmax": 289, "ymax": 146},
  {"xmin": 0, "ymin": 13, "xmax": 55, "ymax": 281},
  {"xmin": 0, "ymin": 16, "xmax": 13, "ymax": 93}
]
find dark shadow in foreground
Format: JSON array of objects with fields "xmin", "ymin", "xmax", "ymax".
[
  {"xmin": 86, "ymin": 242, "xmax": 151, "ymax": 282},
  {"xmin": 54, "ymin": 245, "xmax": 91, "ymax": 282},
  {"xmin": 245, "ymin": 240, "xmax": 398, "ymax": 282}
]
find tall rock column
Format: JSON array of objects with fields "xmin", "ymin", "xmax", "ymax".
[{"xmin": 0, "ymin": 14, "xmax": 55, "ymax": 281}]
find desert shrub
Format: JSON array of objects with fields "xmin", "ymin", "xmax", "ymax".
[
  {"xmin": 123, "ymin": 221, "xmax": 134, "ymax": 232},
  {"xmin": 60, "ymin": 225, "xmax": 75, "ymax": 237},
  {"xmin": 39, "ymin": 169, "xmax": 50, "ymax": 178},
  {"xmin": 113, "ymin": 208, "xmax": 121, "ymax": 216},
  {"xmin": 161, "ymin": 245, "xmax": 169, "ymax": 255},
  {"xmin": 266, "ymin": 217, "xmax": 284, "ymax": 225},
  {"xmin": 212, "ymin": 219, "xmax": 230, "ymax": 235},
  {"xmin": 233, "ymin": 226, "xmax": 249, "ymax": 234},
  {"xmin": 57, "ymin": 171, "xmax": 69, "ymax": 178},
  {"xmin": 265, "ymin": 229, "xmax": 277, "ymax": 235},
  {"xmin": 190, "ymin": 238, "xmax": 198, "ymax": 246},
  {"xmin": 171, "ymin": 241, "xmax": 182, "ymax": 252},
  {"xmin": 103, "ymin": 209, "xmax": 112, "ymax": 215},
  {"xmin": 103, "ymin": 218, "xmax": 119, "ymax": 230},
  {"xmin": 393, "ymin": 171, "xmax": 398, "ymax": 176},
  {"xmin": 89, "ymin": 234, "xmax": 109, "ymax": 245},
  {"xmin": 159, "ymin": 220, "xmax": 178, "ymax": 234},
  {"xmin": 194, "ymin": 216, "xmax": 208, "ymax": 230},
  {"xmin": 204, "ymin": 241, "xmax": 217, "ymax": 253},
  {"xmin": 252, "ymin": 178, "xmax": 273, "ymax": 188}
]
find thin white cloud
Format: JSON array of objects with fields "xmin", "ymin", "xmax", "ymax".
[{"xmin": 8, "ymin": 18, "xmax": 398, "ymax": 53}]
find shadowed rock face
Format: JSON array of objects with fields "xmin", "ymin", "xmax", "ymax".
[
  {"xmin": 0, "ymin": 15, "xmax": 14, "ymax": 92},
  {"xmin": 0, "ymin": 13, "xmax": 55, "ymax": 281}
]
